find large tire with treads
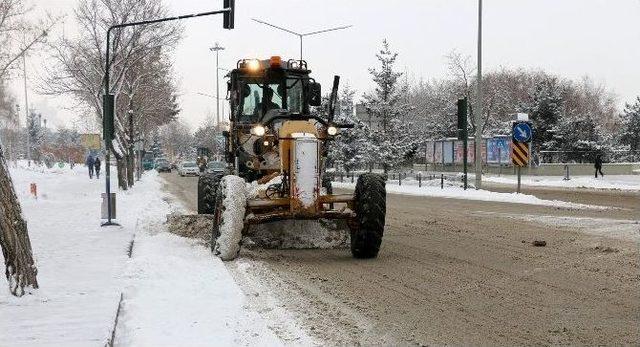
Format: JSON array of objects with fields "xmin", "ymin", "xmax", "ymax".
[
  {"xmin": 350, "ymin": 173, "xmax": 386, "ymax": 258},
  {"xmin": 197, "ymin": 174, "xmax": 222, "ymax": 214},
  {"xmin": 213, "ymin": 175, "xmax": 247, "ymax": 261}
]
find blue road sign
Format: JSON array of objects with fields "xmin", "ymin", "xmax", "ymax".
[{"xmin": 513, "ymin": 122, "xmax": 532, "ymax": 142}]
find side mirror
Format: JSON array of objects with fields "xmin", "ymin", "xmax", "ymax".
[{"xmin": 308, "ymin": 82, "xmax": 321, "ymax": 106}]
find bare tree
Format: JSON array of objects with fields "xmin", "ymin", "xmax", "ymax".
[
  {"xmin": 0, "ymin": 0, "xmax": 44, "ymax": 296},
  {"xmin": 41, "ymin": 0, "xmax": 182, "ymax": 189}
]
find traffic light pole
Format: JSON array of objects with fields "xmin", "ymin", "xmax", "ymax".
[{"xmin": 101, "ymin": 3, "xmax": 234, "ymax": 227}]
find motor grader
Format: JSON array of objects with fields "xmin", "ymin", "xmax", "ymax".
[{"xmin": 197, "ymin": 56, "xmax": 386, "ymax": 260}]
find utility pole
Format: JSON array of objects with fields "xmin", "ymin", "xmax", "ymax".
[
  {"xmin": 210, "ymin": 43, "xmax": 225, "ymax": 126},
  {"xmin": 475, "ymin": 0, "xmax": 483, "ymax": 189},
  {"xmin": 22, "ymin": 52, "xmax": 30, "ymax": 166}
]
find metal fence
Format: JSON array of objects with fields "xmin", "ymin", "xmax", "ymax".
[{"xmin": 539, "ymin": 150, "xmax": 640, "ymax": 164}]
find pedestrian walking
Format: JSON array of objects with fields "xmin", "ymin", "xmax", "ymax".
[
  {"xmin": 594, "ymin": 155, "xmax": 604, "ymax": 178},
  {"xmin": 86, "ymin": 155, "xmax": 95, "ymax": 179},
  {"xmin": 94, "ymin": 157, "xmax": 101, "ymax": 179}
]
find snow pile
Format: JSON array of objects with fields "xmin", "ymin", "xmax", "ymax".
[
  {"xmin": 484, "ymin": 174, "xmax": 640, "ymax": 191},
  {"xmin": 214, "ymin": 175, "xmax": 247, "ymax": 261},
  {"xmin": 332, "ymin": 181, "xmax": 608, "ymax": 210},
  {"xmin": 246, "ymin": 219, "xmax": 349, "ymax": 249},
  {"xmin": 116, "ymin": 231, "xmax": 282, "ymax": 346}
]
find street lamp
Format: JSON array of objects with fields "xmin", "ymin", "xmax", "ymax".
[
  {"xmin": 101, "ymin": 1, "xmax": 235, "ymax": 226},
  {"xmin": 251, "ymin": 18, "xmax": 352, "ymax": 61},
  {"xmin": 209, "ymin": 43, "xmax": 225, "ymax": 126}
]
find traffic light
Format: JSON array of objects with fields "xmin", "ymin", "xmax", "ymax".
[
  {"xmin": 103, "ymin": 94, "xmax": 114, "ymax": 142},
  {"xmin": 223, "ymin": 0, "xmax": 235, "ymax": 29},
  {"xmin": 457, "ymin": 98, "xmax": 468, "ymax": 140}
]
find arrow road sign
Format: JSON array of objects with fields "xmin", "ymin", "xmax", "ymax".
[{"xmin": 513, "ymin": 122, "xmax": 532, "ymax": 143}]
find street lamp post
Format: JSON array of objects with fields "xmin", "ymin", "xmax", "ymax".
[
  {"xmin": 209, "ymin": 43, "xmax": 225, "ymax": 126},
  {"xmin": 251, "ymin": 18, "xmax": 352, "ymax": 61},
  {"xmin": 101, "ymin": 3, "xmax": 234, "ymax": 226},
  {"xmin": 475, "ymin": 0, "xmax": 483, "ymax": 190}
]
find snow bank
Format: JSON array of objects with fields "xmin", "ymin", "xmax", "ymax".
[
  {"xmin": 1, "ymin": 164, "xmax": 285, "ymax": 346},
  {"xmin": 484, "ymin": 174, "xmax": 640, "ymax": 191},
  {"xmin": 215, "ymin": 175, "xmax": 247, "ymax": 261},
  {"xmin": 332, "ymin": 181, "xmax": 608, "ymax": 210}
]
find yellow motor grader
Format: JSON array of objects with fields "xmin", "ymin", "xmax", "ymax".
[{"xmin": 197, "ymin": 56, "xmax": 386, "ymax": 260}]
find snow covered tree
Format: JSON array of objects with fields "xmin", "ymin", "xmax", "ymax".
[
  {"xmin": 526, "ymin": 77, "xmax": 564, "ymax": 151},
  {"xmin": 327, "ymin": 84, "xmax": 374, "ymax": 172},
  {"xmin": 363, "ymin": 40, "xmax": 417, "ymax": 172},
  {"xmin": 620, "ymin": 97, "xmax": 640, "ymax": 151}
]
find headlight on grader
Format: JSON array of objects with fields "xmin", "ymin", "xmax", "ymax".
[
  {"xmin": 251, "ymin": 124, "xmax": 266, "ymax": 136},
  {"xmin": 327, "ymin": 125, "xmax": 338, "ymax": 136}
]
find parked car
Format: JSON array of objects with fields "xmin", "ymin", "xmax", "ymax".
[
  {"xmin": 155, "ymin": 159, "xmax": 171, "ymax": 173},
  {"xmin": 205, "ymin": 161, "xmax": 227, "ymax": 175},
  {"xmin": 178, "ymin": 161, "xmax": 199, "ymax": 176}
]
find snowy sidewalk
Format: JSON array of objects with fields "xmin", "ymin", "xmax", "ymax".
[
  {"xmin": 1, "ymin": 163, "xmax": 137, "ymax": 346},
  {"xmin": 1, "ymin": 164, "xmax": 283, "ymax": 346},
  {"xmin": 483, "ymin": 174, "xmax": 640, "ymax": 191}
]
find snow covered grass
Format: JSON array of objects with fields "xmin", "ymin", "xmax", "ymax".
[
  {"xmin": 1, "ymin": 163, "xmax": 285, "ymax": 346},
  {"xmin": 483, "ymin": 174, "xmax": 640, "ymax": 191},
  {"xmin": 332, "ymin": 180, "xmax": 608, "ymax": 210}
]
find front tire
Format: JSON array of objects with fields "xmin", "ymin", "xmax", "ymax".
[
  {"xmin": 350, "ymin": 173, "xmax": 386, "ymax": 258},
  {"xmin": 213, "ymin": 175, "xmax": 246, "ymax": 261},
  {"xmin": 198, "ymin": 174, "xmax": 222, "ymax": 214}
]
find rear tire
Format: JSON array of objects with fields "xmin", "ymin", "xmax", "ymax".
[
  {"xmin": 213, "ymin": 175, "xmax": 246, "ymax": 261},
  {"xmin": 350, "ymin": 173, "xmax": 386, "ymax": 259},
  {"xmin": 198, "ymin": 174, "xmax": 222, "ymax": 214}
]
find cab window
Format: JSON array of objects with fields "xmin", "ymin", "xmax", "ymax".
[{"xmin": 240, "ymin": 83, "xmax": 283, "ymax": 122}]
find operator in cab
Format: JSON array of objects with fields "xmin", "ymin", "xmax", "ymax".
[{"xmin": 254, "ymin": 87, "xmax": 280, "ymax": 116}]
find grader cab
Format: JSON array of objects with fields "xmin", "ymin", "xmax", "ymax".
[{"xmin": 197, "ymin": 56, "xmax": 386, "ymax": 260}]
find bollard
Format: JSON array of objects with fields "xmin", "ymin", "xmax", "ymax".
[
  {"xmin": 30, "ymin": 183, "xmax": 37, "ymax": 199},
  {"xmin": 440, "ymin": 174, "xmax": 444, "ymax": 189},
  {"xmin": 340, "ymin": 172, "xmax": 344, "ymax": 182},
  {"xmin": 399, "ymin": 173, "xmax": 402, "ymax": 186},
  {"xmin": 351, "ymin": 172, "xmax": 354, "ymax": 183},
  {"xmin": 418, "ymin": 172, "xmax": 422, "ymax": 187},
  {"xmin": 563, "ymin": 165, "xmax": 570, "ymax": 181}
]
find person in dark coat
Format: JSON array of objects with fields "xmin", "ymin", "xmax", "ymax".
[
  {"xmin": 594, "ymin": 155, "xmax": 604, "ymax": 178},
  {"xmin": 86, "ymin": 155, "xmax": 95, "ymax": 179},
  {"xmin": 94, "ymin": 157, "xmax": 101, "ymax": 179}
]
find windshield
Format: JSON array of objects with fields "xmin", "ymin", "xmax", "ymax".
[
  {"xmin": 208, "ymin": 162, "xmax": 226, "ymax": 168},
  {"xmin": 182, "ymin": 162, "xmax": 196, "ymax": 167},
  {"xmin": 241, "ymin": 83, "xmax": 282, "ymax": 122},
  {"xmin": 239, "ymin": 78, "xmax": 304, "ymax": 122}
]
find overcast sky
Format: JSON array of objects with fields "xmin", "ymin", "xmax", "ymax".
[{"xmin": 12, "ymin": 0, "xmax": 640, "ymax": 130}]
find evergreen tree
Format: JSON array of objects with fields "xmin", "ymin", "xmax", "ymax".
[
  {"xmin": 620, "ymin": 97, "xmax": 640, "ymax": 151},
  {"xmin": 362, "ymin": 40, "xmax": 417, "ymax": 172},
  {"xmin": 528, "ymin": 77, "xmax": 563, "ymax": 151}
]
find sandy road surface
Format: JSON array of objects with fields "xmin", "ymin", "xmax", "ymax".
[{"xmin": 161, "ymin": 171, "xmax": 640, "ymax": 346}]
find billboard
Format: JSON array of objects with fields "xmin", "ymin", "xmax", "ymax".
[
  {"xmin": 454, "ymin": 140, "xmax": 464, "ymax": 164},
  {"xmin": 425, "ymin": 141, "xmax": 434, "ymax": 163},
  {"xmin": 434, "ymin": 141, "xmax": 442, "ymax": 164},
  {"xmin": 81, "ymin": 133, "xmax": 102, "ymax": 150},
  {"xmin": 487, "ymin": 136, "xmax": 510, "ymax": 164},
  {"xmin": 443, "ymin": 140, "xmax": 454, "ymax": 164}
]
